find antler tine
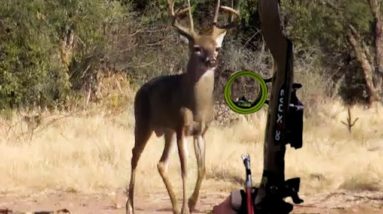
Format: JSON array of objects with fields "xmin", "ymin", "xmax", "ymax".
[
  {"xmin": 213, "ymin": 0, "xmax": 221, "ymax": 25},
  {"xmin": 167, "ymin": 0, "xmax": 195, "ymax": 39},
  {"xmin": 187, "ymin": 0, "xmax": 195, "ymax": 32},
  {"xmin": 213, "ymin": 0, "xmax": 240, "ymax": 30}
]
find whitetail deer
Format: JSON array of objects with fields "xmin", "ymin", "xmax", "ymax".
[{"xmin": 126, "ymin": 0, "xmax": 240, "ymax": 213}]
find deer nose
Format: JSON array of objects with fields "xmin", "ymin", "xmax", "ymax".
[{"xmin": 205, "ymin": 57, "xmax": 217, "ymax": 67}]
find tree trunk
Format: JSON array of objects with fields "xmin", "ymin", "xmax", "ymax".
[
  {"xmin": 347, "ymin": 25, "xmax": 380, "ymax": 105},
  {"xmin": 368, "ymin": 0, "xmax": 383, "ymax": 70},
  {"xmin": 368, "ymin": 0, "xmax": 383, "ymax": 97}
]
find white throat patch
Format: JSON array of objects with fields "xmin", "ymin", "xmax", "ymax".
[{"xmin": 203, "ymin": 67, "xmax": 216, "ymax": 78}]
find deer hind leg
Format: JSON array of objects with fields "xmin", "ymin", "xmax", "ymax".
[
  {"xmin": 188, "ymin": 134, "xmax": 206, "ymax": 212},
  {"xmin": 157, "ymin": 130, "xmax": 179, "ymax": 214},
  {"xmin": 126, "ymin": 124, "xmax": 152, "ymax": 214},
  {"xmin": 176, "ymin": 128, "xmax": 190, "ymax": 214}
]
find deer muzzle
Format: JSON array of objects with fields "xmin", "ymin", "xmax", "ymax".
[{"xmin": 205, "ymin": 57, "xmax": 217, "ymax": 67}]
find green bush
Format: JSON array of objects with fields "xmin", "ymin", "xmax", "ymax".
[
  {"xmin": 0, "ymin": 0, "xmax": 126, "ymax": 109},
  {"xmin": 0, "ymin": 0, "xmax": 380, "ymax": 110}
]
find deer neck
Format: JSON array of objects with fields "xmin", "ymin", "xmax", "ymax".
[{"xmin": 182, "ymin": 59, "xmax": 215, "ymax": 119}]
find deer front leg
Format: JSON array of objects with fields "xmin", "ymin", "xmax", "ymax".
[
  {"xmin": 157, "ymin": 131, "xmax": 179, "ymax": 214},
  {"xmin": 177, "ymin": 128, "xmax": 190, "ymax": 214},
  {"xmin": 188, "ymin": 134, "xmax": 206, "ymax": 212}
]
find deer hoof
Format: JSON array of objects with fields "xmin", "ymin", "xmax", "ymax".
[
  {"xmin": 126, "ymin": 200, "xmax": 133, "ymax": 214},
  {"xmin": 188, "ymin": 198, "xmax": 197, "ymax": 212},
  {"xmin": 181, "ymin": 206, "xmax": 190, "ymax": 214}
]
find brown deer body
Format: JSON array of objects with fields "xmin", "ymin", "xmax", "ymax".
[{"xmin": 126, "ymin": 1, "xmax": 239, "ymax": 214}]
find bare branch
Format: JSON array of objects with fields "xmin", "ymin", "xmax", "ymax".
[{"xmin": 341, "ymin": 107, "xmax": 359, "ymax": 133}]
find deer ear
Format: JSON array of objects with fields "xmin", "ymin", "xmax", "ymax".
[{"xmin": 215, "ymin": 31, "xmax": 227, "ymax": 48}]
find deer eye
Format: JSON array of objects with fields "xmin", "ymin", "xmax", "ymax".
[
  {"xmin": 215, "ymin": 47, "xmax": 221, "ymax": 52},
  {"xmin": 193, "ymin": 46, "xmax": 201, "ymax": 53}
]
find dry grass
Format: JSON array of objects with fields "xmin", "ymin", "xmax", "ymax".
[{"xmin": 0, "ymin": 99, "xmax": 382, "ymax": 200}]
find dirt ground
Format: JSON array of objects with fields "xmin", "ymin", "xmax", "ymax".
[{"xmin": 1, "ymin": 190, "xmax": 383, "ymax": 214}]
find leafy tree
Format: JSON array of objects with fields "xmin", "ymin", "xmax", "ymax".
[{"xmin": 281, "ymin": 0, "xmax": 382, "ymax": 105}]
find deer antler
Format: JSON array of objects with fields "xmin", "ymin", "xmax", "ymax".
[
  {"xmin": 167, "ymin": 0, "xmax": 196, "ymax": 39},
  {"xmin": 212, "ymin": 0, "xmax": 240, "ymax": 35}
]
